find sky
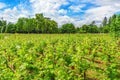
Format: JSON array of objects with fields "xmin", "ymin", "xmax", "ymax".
[{"xmin": 0, "ymin": 0, "xmax": 120, "ymax": 27}]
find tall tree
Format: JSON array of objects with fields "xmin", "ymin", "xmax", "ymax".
[
  {"xmin": 108, "ymin": 14, "xmax": 120, "ymax": 38},
  {"xmin": 5, "ymin": 22, "xmax": 15, "ymax": 33},
  {"xmin": 35, "ymin": 13, "xmax": 45, "ymax": 33},
  {"xmin": 102, "ymin": 17, "xmax": 107, "ymax": 27},
  {"xmin": 101, "ymin": 17, "xmax": 109, "ymax": 33},
  {"xmin": 0, "ymin": 19, "xmax": 7, "ymax": 33},
  {"xmin": 23, "ymin": 18, "xmax": 35, "ymax": 33},
  {"xmin": 16, "ymin": 17, "xmax": 25, "ymax": 33}
]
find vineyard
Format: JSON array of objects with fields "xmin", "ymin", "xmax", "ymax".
[{"xmin": 0, "ymin": 34, "xmax": 120, "ymax": 80}]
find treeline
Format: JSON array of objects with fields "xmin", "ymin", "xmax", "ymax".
[
  {"xmin": 0, "ymin": 13, "xmax": 120, "ymax": 35},
  {"xmin": 0, "ymin": 14, "xmax": 58, "ymax": 33}
]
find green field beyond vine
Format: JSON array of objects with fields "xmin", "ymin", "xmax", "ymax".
[{"xmin": 0, "ymin": 34, "xmax": 120, "ymax": 80}]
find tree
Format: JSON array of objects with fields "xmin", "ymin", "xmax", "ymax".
[
  {"xmin": 112, "ymin": 15, "xmax": 120, "ymax": 38},
  {"xmin": 15, "ymin": 17, "xmax": 36, "ymax": 33},
  {"xmin": 23, "ymin": 18, "xmax": 35, "ymax": 33},
  {"xmin": 35, "ymin": 13, "xmax": 45, "ymax": 33},
  {"xmin": 60, "ymin": 23, "xmax": 76, "ymax": 33},
  {"xmin": 100, "ymin": 17, "xmax": 109, "ymax": 33},
  {"xmin": 80, "ymin": 21, "xmax": 99, "ymax": 33},
  {"xmin": 48, "ymin": 20, "xmax": 58, "ymax": 33},
  {"xmin": 102, "ymin": 17, "xmax": 107, "ymax": 27},
  {"xmin": 102, "ymin": 25, "xmax": 109, "ymax": 33},
  {"xmin": 76, "ymin": 27, "xmax": 80, "ymax": 33},
  {"xmin": 5, "ymin": 22, "xmax": 16, "ymax": 33},
  {"xmin": 91, "ymin": 21, "xmax": 95, "ymax": 25},
  {"xmin": 87, "ymin": 24, "xmax": 99, "ymax": 33},
  {"xmin": 80, "ymin": 24, "xmax": 89, "ymax": 33},
  {"xmin": 16, "ymin": 17, "xmax": 25, "ymax": 33},
  {"xmin": 2, "ymin": 13, "xmax": 120, "ymax": 34},
  {"xmin": 0, "ymin": 19, "xmax": 7, "ymax": 33},
  {"xmin": 107, "ymin": 14, "xmax": 120, "ymax": 38},
  {"xmin": 88, "ymin": 21, "xmax": 99, "ymax": 33}
]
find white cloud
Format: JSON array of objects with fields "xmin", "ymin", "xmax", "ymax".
[
  {"xmin": 54, "ymin": 16, "xmax": 74, "ymax": 26},
  {"xmin": 85, "ymin": 6, "xmax": 115, "ymax": 21},
  {"xmin": 29, "ymin": 0, "xmax": 120, "ymax": 27},
  {"xmin": 58, "ymin": 9, "xmax": 67, "ymax": 14},
  {"xmin": 0, "ymin": 2, "xmax": 7, "ymax": 9},
  {"xmin": 93, "ymin": 0, "xmax": 120, "ymax": 6},
  {"xmin": 29, "ymin": 0, "xmax": 68, "ymax": 16},
  {"xmin": 69, "ymin": 4, "xmax": 85, "ymax": 12},
  {"xmin": 0, "ymin": 2, "xmax": 31, "ymax": 23},
  {"xmin": 29, "ymin": 0, "xmax": 71, "ymax": 26},
  {"xmin": 0, "ymin": 7, "xmax": 18, "ymax": 22},
  {"xmin": 82, "ymin": 0, "xmax": 120, "ymax": 26},
  {"xmin": 29, "ymin": 0, "xmax": 87, "ymax": 27},
  {"xmin": 1, "ymin": 0, "xmax": 120, "ymax": 27}
]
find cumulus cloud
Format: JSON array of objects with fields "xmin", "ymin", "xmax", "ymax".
[
  {"xmin": 58, "ymin": 9, "xmax": 67, "ymax": 15},
  {"xmin": 29, "ymin": 0, "xmax": 69, "ymax": 17},
  {"xmin": 29, "ymin": 0, "xmax": 73, "ymax": 26},
  {"xmin": 0, "ymin": 7, "xmax": 30, "ymax": 23},
  {"xmin": 29, "ymin": 0, "xmax": 86, "ymax": 26},
  {"xmin": 0, "ymin": 1, "xmax": 31, "ymax": 23},
  {"xmin": 0, "ymin": 0, "xmax": 120, "ymax": 27},
  {"xmin": 83, "ymin": 0, "xmax": 120, "ymax": 25},
  {"xmin": 0, "ymin": 2, "xmax": 7, "ymax": 9},
  {"xmin": 69, "ymin": 4, "xmax": 85, "ymax": 12},
  {"xmin": 29, "ymin": 0, "xmax": 120, "ymax": 26},
  {"xmin": 93, "ymin": 0, "xmax": 120, "ymax": 6}
]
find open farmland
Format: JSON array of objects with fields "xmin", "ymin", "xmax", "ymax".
[{"xmin": 0, "ymin": 34, "xmax": 120, "ymax": 80}]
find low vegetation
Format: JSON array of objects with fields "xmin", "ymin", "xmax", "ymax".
[{"xmin": 0, "ymin": 34, "xmax": 120, "ymax": 79}]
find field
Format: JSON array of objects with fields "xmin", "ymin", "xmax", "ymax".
[{"xmin": 0, "ymin": 34, "xmax": 120, "ymax": 80}]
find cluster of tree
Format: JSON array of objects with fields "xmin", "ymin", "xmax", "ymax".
[
  {"xmin": 60, "ymin": 14, "xmax": 119, "ymax": 34},
  {"xmin": 77, "ymin": 21, "xmax": 99, "ymax": 33},
  {"xmin": 109, "ymin": 15, "xmax": 120, "ymax": 37},
  {"xmin": 0, "ymin": 13, "xmax": 58, "ymax": 33},
  {"xmin": 0, "ymin": 13, "xmax": 120, "ymax": 35},
  {"xmin": 99, "ymin": 14, "xmax": 120, "ymax": 37}
]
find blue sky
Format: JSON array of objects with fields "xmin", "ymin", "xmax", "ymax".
[{"xmin": 0, "ymin": 0, "xmax": 120, "ymax": 26}]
